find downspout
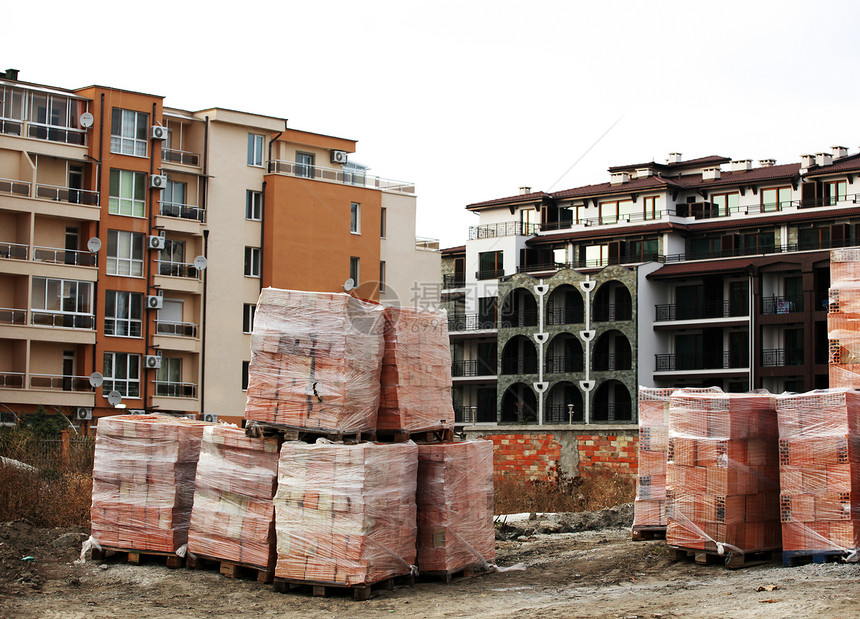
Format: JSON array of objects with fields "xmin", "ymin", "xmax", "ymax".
[
  {"xmin": 200, "ymin": 116, "xmax": 209, "ymax": 418},
  {"xmin": 144, "ymin": 101, "xmax": 157, "ymax": 410},
  {"xmin": 261, "ymin": 124, "xmax": 286, "ymax": 289},
  {"xmin": 94, "ymin": 94, "xmax": 105, "ymax": 381}
]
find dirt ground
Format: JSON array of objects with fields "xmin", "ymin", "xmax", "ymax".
[{"xmin": 1, "ymin": 514, "xmax": 859, "ymax": 619}]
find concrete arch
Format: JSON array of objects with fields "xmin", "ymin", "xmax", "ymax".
[
  {"xmin": 593, "ymin": 280, "xmax": 632, "ymax": 322},
  {"xmin": 545, "ymin": 333, "xmax": 584, "ymax": 373},
  {"xmin": 500, "ymin": 287, "xmax": 538, "ymax": 328},
  {"xmin": 593, "ymin": 379, "xmax": 633, "ymax": 422},
  {"xmin": 501, "ymin": 335, "xmax": 538, "ymax": 375},
  {"xmin": 593, "ymin": 329, "xmax": 632, "ymax": 371},
  {"xmin": 546, "ymin": 381, "xmax": 583, "ymax": 423},
  {"xmin": 500, "ymin": 382, "xmax": 538, "ymax": 424}
]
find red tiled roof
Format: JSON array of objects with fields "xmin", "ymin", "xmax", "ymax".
[
  {"xmin": 608, "ymin": 155, "xmax": 731, "ymax": 173},
  {"xmin": 670, "ymin": 163, "xmax": 800, "ymax": 189},
  {"xmin": 648, "ymin": 250, "xmax": 831, "ymax": 279},
  {"xmin": 552, "ymin": 175, "xmax": 683, "ymax": 200},
  {"xmin": 467, "ymin": 191, "xmax": 550, "ymax": 210},
  {"xmin": 441, "ymin": 245, "xmax": 466, "ymax": 255},
  {"xmin": 528, "ymin": 222, "xmax": 679, "ymax": 245},
  {"xmin": 686, "ymin": 205, "xmax": 860, "ymax": 231},
  {"xmin": 803, "ymin": 154, "xmax": 860, "ymax": 178}
]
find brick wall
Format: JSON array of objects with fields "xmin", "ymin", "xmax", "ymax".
[
  {"xmin": 484, "ymin": 434, "xmax": 562, "ymax": 481},
  {"xmin": 575, "ymin": 433, "xmax": 638, "ymax": 477}
]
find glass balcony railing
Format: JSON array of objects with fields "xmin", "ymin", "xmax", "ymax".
[
  {"xmin": 155, "ymin": 320, "xmax": 199, "ymax": 338},
  {"xmin": 159, "ymin": 201, "xmax": 206, "ymax": 222},
  {"xmin": 158, "ymin": 261, "xmax": 201, "ymax": 279},
  {"xmin": 267, "ymin": 160, "xmax": 415, "ymax": 194},
  {"xmin": 29, "ymin": 374, "xmax": 92, "ymax": 391},
  {"xmin": 153, "ymin": 381, "xmax": 198, "ymax": 398},
  {"xmin": 162, "ymin": 148, "xmax": 200, "ymax": 167},
  {"xmin": 30, "ymin": 311, "xmax": 94, "ymax": 329}
]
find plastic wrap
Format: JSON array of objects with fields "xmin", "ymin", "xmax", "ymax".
[
  {"xmin": 776, "ymin": 389, "xmax": 860, "ymax": 555},
  {"xmin": 244, "ymin": 288, "xmax": 385, "ymax": 433},
  {"xmin": 665, "ymin": 392, "xmax": 781, "ymax": 553},
  {"xmin": 90, "ymin": 415, "xmax": 208, "ymax": 553},
  {"xmin": 416, "ymin": 440, "xmax": 494, "ymax": 573},
  {"xmin": 828, "ymin": 248, "xmax": 860, "ymax": 389},
  {"xmin": 273, "ymin": 441, "xmax": 418, "ymax": 585},
  {"xmin": 187, "ymin": 426, "xmax": 280, "ymax": 569},
  {"xmin": 378, "ymin": 306, "xmax": 455, "ymax": 432}
]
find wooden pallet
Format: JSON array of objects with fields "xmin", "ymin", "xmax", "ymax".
[
  {"xmin": 782, "ymin": 549, "xmax": 852, "ymax": 567},
  {"xmin": 668, "ymin": 545, "xmax": 777, "ymax": 569},
  {"xmin": 186, "ymin": 553, "xmax": 275, "ymax": 583},
  {"xmin": 417, "ymin": 563, "xmax": 491, "ymax": 584},
  {"xmin": 272, "ymin": 573, "xmax": 414, "ymax": 601},
  {"xmin": 91, "ymin": 546, "xmax": 184, "ymax": 569},
  {"xmin": 376, "ymin": 428, "xmax": 454, "ymax": 444},
  {"xmin": 244, "ymin": 420, "xmax": 375, "ymax": 444},
  {"xmin": 631, "ymin": 526, "xmax": 667, "ymax": 542}
]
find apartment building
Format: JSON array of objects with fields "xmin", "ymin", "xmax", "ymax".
[
  {"xmin": 444, "ymin": 150, "xmax": 853, "ymax": 427},
  {"xmin": 0, "ymin": 71, "xmax": 438, "ymax": 428}
]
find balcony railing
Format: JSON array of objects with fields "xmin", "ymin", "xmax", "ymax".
[
  {"xmin": 476, "ymin": 268, "xmax": 505, "ymax": 280},
  {"xmin": 469, "ymin": 221, "xmax": 539, "ymax": 240},
  {"xmin": 0, "ymin": 307, "xmax": 26, "ymax": 324},
  {"xmin": 415, "ymin": 237, "xmax": 439, "ymax": 250},
  {"xmin": 159, "ymin": 201, "xmax": 206, "ymax": 222},
  {"xmin": 655, "ymin": 300, "xmax": 748, "ymax": 322},
  {"xmin": 162, "ymin": 148, "xmax": 200, "ymax": 167},
  {"xmin": 547, "ymin": 306, "xmax": 584, "ymax": 325},
  {"xmin": 593, "ymin": 303, "xmax": 632, "ymax": 322},
  {"xmin": 0, "ymin": 372, "xmax": 25, "ymax": 388},
  {"xmin": 0, "ymin": 242, "xmax": 28, "ymax": 260},
  {"xmin": 761, "ymin": 296, "xmax": 803, "ymax": 315},
  {"xmin": 448, "ymin": 313, "xmax": 496, "ymax": 331},
  {"xmin": 451, "ymin": 360, "xmax": 496, "ymax": 377},
  {"xmin": 153, "ymin": 381, "xmax": 198, "ymax": 398},
  {"xmin": 158, "ymin": 261, "xmax": 201, "ymax": 279},
  {"xmin": 655, "ymin": 352, "xmax": 747, "ymax": 371},
  {"xmin": 29, "ymin": 374, "xmax": 92, "ymax": 391},
  {"xmin": 545, "ymin": 356, "xmax": 584, "ymax": 373},
  {"xmin": 454, "ymin": 406, "xmax": 477, "ymax": 424},
  {"xmin": 30, "ymin": 311, "xmax": 94, "ymax": 329},
  {"xmin": 501, "ymin": 358, "xmax": 538, "ymax": 375},
  {"xmin": 442, "ymin": 274, "xmax": 465, "ymax": 289},
  {"xmin": 545, "ymin": 405, "xmax": 584, "ymax": 423},
  {"xmin": 27, "ymin": 123, "xmax": 86, "ymax": 145},
  {"xmin": 498, "ymin": 310, "xmax": 538, "ymax": 328},
  {"xmin": 155, "ymin": 320, "xmax": 199, "ymax": 338},
  {"xmin": 35, "ymin": 183, "xmax": 99, "ymax": 206},
  {"xmin": 0, "ymin": 177, "xmax": 31, "ymax": 197},
  {"xmin": 32, "ymin": 246, "xmax": 97, "ymax": 266},
  {"xmin": 761, "ymin": 348, "xmax": 804, "ymax": 367},
  {"xmin": 267, "ymin": 160, "xmax": 415, "ymax": 194},
  {"xmin": 592, "ymin": 353, "xmax": 632, "ymax": 372},
  {"xmin": 591, "ymin": 404, "xmax": 633, "ymax": 423}
]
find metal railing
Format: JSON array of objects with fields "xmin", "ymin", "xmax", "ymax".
[
  {"xmin": 442, "ymin": 274, "xmax": 465, "ymax": 289},
  {"xmin": 655, "ymin": 352, "xmax": 746, "ymax": 371},
  {"xmin": 454, "ymin": 406, "xmax": 478, "ymax": 424},
  {"xmin": 546, "ymin": 306, "xmax": 584, "ymax": 325},
  {"xmin": 153, "ymin": 381, "xmax": 198, "ymax": 398},
  {"xmin": 35, "ymin": 183, "xmax": 99, "ymax": 206},
  {"xmin": 32, "ymin": 246, "xmax": 97, "ymax": 266},
  {"xmin": 498, "ymin": 310, "xmax": 538, "ymax": 327},
  {"xmin": 27, "ymin": 123, "xmax": 86, "ymax": 145},
  {"xmin": 0, "ymin": 241, "xmax": 28, "ymax": 260},
  {"xmin": 545, "ymin": 356, "xmax": 584, "ymax": 373},
  {"xmin": 0, "ymin": 372, "xmax": 25, "ymax": 388},
  {"xmin": 451, "ymin": 360, "xmax": 496, "ymax": 377},
  {"xmin": 155, "ymin": 320, "xmax": 199, "ymax": 338},
  {"xmin": 761, "ymin": 296, "xmax": 803, "ymax": 314},
  {"xmin": 30, "ymin": 311, "xmax": 94, "ymax": 329},
  {"xmin": 501, "ymin": 358, "xmax": 538, "ymax": 375},
  {"xmin": 0, "ymin": 177, "xmax": 31, "ymax": 197},
  {"xmin": 476, "ymin": 268, "xmax": 505, "ymax": 280},
  {"xmin": 655, "ymin": 300, "xmax": 748, "ymax": 322},
  {"xmin": 267, "ymin": 160, "xmax": 415, "ymax": 194},
  {"xmin": 158, "ymin": 261, "xmax": 201, "ymax": 279},
  {"xmin": 159, "ymin": 201, "xmax": 206, "ymax": 222},
  {"xmin": 0, "ymin": 308, "xmax": 26, "ymax": 324},
  {"xmin": 545, "ymin": 405, "xmax": 584, "ymax": 423},
  {"xmin": 592, "ymin": 353, "xmax": 632, "ymax": 371},
  {"xmin": 162, "ymin": 148, "xmax": 200, "ymax": 166},
  {"xmin": 593, "ymin": 303, "xmax": 632, "ymax": 322},
  {"xmin": 447, "ymin": 313, "xmax": 496, "ymax": 331},
  {"xmin": 761, "ymin": 348, "xmax": 804, "ymax": 367},
  {"xmin": 29, "ymin": 374, "xmax": 92, "ymax": 391},
  {"xmin": 469, "ymin": 221, "xmax": 539, "ymax": 240},
  {"xmin": 591, "ymin": 404, "xmax": 633, "ymax": 423}
]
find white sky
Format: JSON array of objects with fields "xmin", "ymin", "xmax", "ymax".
[{"xmin": 6, "ymin": 0, "xmax": 860, "ymax": 248}]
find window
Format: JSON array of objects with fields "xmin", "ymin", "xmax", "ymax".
[
  {"xmin": 110, "ymin": 108, "xmax": 148, "ymax": 157},
  {"xmin": 109, "ymin": 170, "xmax": 146, "ymax": 217},
  {"xmin": 163, "ymin": 180, "xmax": 187, "ymax": 216},
  {"xmin": 243, "ymin": 303, "xmax": 257, "ymax": 333},
  {"xmin": 761, "ymin": 186, "xmax": 792, "ymax": 212},
  {"xmin": 350, "ymin": 256, "xmax": 360, "ymax": 284},
  {"xmin": 350, "ymin": 202, "xmax": 360, "ymax": 233},
  {"xmin": 28, "ymin": 93, "xmax": 85, "ymax": 144},
  {"xmin": 643, "ymin": 196, "xmax": 659, "ymax": 220},
  {"xmin": 245, "ymin": 247, "xmax": 261, "ymax": 277},
  {"xmin": 0, "ymin": 85, "xmax": 25, "ymax": 135},
  {"xmin": 584, "ymin": 244, "xmax": 609, "ymax": 266},
  {"xmin": 105, "ymin": 291, "xmax": 142, "ymax": 337},
  {"xmin": 823, "ymin": 180, "xmax": 847, "ymax": 206},
  {"xmin": 477, "ymin": 251, "xmax": 503, "ymax": 279},
  {"xmin": 247, "ymin": 134, "xmax": 264, "ymax": 166},
  {"xmin": 379, "ymin": 261, "xmax": 386, "ymax": 293},
  {"xmin": 155, "ymin": 357, "xmax": 183, "ymax": 396},
  {"xmin": 246, "ymin": 190, "xmax": 262, "ymax": 221},
  {"xmin": 380, "ymin": 207, "xmax": 387, "ymax": 238},
  {"xmin": 103, "ymin": 352, "xmax": 141, "ymax": 398},
  {"xmin": 106, "ymin": 230, "xmax": 144, "ymax": 277},
  {"xmin": 242, "ymin": 361, "xmax": 250, "ymax": 391},
  {"xmin": 296, "ymin": 152, "xmax": 315, "ymax": 178},
  {"xmin": 711, "ymin": 192, "xmax": 739, "ymax": 217},
  {"xmin": 30, "ymin": 277, "xmax": 93, "ymax": 328},
  {"xmin": 159, "ymin": 239, "xmax": 186, "ymax": 276},
  {"xmin": 599, "ymin": 199, "xmax": 633, "ymax": 224}
]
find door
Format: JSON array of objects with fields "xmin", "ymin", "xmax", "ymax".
[
  {"xmin": 477, "ymin": 387, "xmax": 497, "ymax": 423},
  {"xmin": 157, "ymin": 299, "xmax": 183, "ymax": 335},
  {"xmin": 65, "ymin": 226, "xmax": 79, "ymax": 265},
  {"xmin": 68, "ymin": 165, "xmax": 83, "ymax": 204},
  {"xmin": 729, "ymin": 331, "xmax": 748, "ymax": 368},
  {"xmin": 785, "ymin": 328, "xmax": 804, "ymax": 366},
  {"xmin": 62, "ymin": 350, "xmax": 74, "ymax": 391}
]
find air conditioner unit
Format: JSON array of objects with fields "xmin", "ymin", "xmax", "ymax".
[
  {"xmin": 330, "ymin": 150, "xmax": 348, "ymax": 164},
  {"xmin": 148, "ymin": 235, "xmax": 165, "ymax": 250},
  {"xmin": 150, "ymin": 174, "xmax": 167, "ymax": 189},
  {"xmin": 203, "ymin": 413, "xmax": 218, "ymax": 423},
  {"xmin": 151, "ymin": 125, "xmax": 168, "ymax": 140},
  {"xmin": 75, "ymin": 407, "xmax": 92, "ymax": 421},
  {"xmin": 146, "ymin": 295, "xmax": 163, "ymax": 310},
  {"xmin": 145, "ymin": 355, "xmax": 162, "ymax": 369}
]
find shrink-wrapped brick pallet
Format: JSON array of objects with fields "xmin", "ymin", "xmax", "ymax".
[
  {"xmin": 245, "ymin": 288, "xmax": 385, "ymax": 434},
  {"xmin": 776, "ymin": 389, "xmax": 860, "ymax": 558},
  {"xmin": 90, "ymin": 415, "xmax": 207, "ymax": 554},
  {"xmin": 379, "ymin": 306, "xmax": 455, "ymax": 433},
  {"xmin": 666, "ymin": 392, "xmax": 782, "ymax": 554},
  {"xmin": 416, "ymin": 440, "xmax": 494, "ymax": 574},
  {"xmin": 828, "ymin": 248, "xmax": 860, "ymax": 389},
  {"xmin": 187, "ymin": 426, "xmax": 280, "ymax": 570},
  {"xmin": 273, "ymin": 441, "xmax": 418, "ymax": 587}
]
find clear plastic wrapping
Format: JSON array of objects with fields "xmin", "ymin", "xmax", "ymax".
[
  {"xmin": 665, "ymin": 392, "xmax": 781, "ymax": 552},
  {"xmin": 776, "ymin": 389, "xmax": 860, "ymax": 554},
  {"xmin": 828, "ymin": 248, "xmax": 860, "ymax": 389},
  {"xmin": 187, "ymin": 426, "xmax": 280, "ymax": 569},
  {"xmin": 416, "ymin": 440, "xmax": 494, "ymax": 573},
  {"xmin": 244, "ymin": 288, "xmax": 385, "ymax": 433},
  {"xmin": 273, "ymin": 441, "xmax": 418, "ymax": 585},
  {"xmin": 90, "ymin": 415, "xmax": 208, "ymax": 553},
  {"xmin": 378, "ymin": 306, "xmax": 455, "ymax": 432}
]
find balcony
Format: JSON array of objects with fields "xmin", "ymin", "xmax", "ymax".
[
  {"xmin": 35, "ymin": 183, "xmax": 99, "ymax": 206},
  {"xmin": 761, "ymin": 348, "xmax": 804, "ymax": 367},
  {"xmin": 29, "ymin": 374, "xmax": 92, "ymax": 391},
  {"xmin": 415, "ymin": 237, "xmax": 439, "ymax": 251},
  {"xmin": 593, "ymin": 303, "xmax": 632, "ymax": 322},
  {"xmin": 26, "ymin": 123, "xmax": 86, "ymax": 146},
  {"xmin": 162, "ymin": 148, "xmax": 200, "ymax": 167},
  {"xmin": 476, "ymin": 268, "xmax": 504, "ymax": 281},
  {"xmin": 545, "ymin": 356, "xmax": 583, "ymax": 374},
  {"xmin": 448, "ymin": 313, "xmax": 496, "ymax": 332},
  {"xmin": 591, "ymin": 404, "xmax": 633, "ymax": 423},
  {"xmin": 153, "ymin": 381, "xmax": 198, "ymax": 398},
  {"xmin": 469, "ymin": 221, "xmax": 538, "ymax": 240},
  {"xmin": 655, "ymin": 352, "xmax": 746, "ymax": 371},
  {"xmin": 454, "ymin": 405, "xmax": 478, "ymax": 424},
  {"xmin": 501, "ymin": 358, "xmax": 538, "ymax": 375},
  {"xmin": 159, "ymin": 201, "xmax": 206, "ymax": 223},
  {"xmin": 155, "ymin": 320, "xmax": 199, "ymax": 338},
  {"xmin": 451, "ymin": 360, "xmax": 496, "ymax": 377},
  {"xmin": 545, "ymin": 405, "xmax": 584, "ymax": 424},
  {"xmin": 0, "ymin": 307, "xmax": 26, "ymax": 324},
  {"xmin": 655, "ymin": 300, "xmax": 748, "ymax": 322},
  {"xmin": 592, "ymin": 353, "xmax": 632, "ymax": 372},
  {"xmin": 761, "ymin": 296, "xmax": 803, "ymax": 315},
  {"xmin": 442, "ymin": 274, "xmax": 465, "ymax": 289},
  {"xmin": 30, "ymin": 311, "xmax": 94, "ymax": 329},
  {"xmin": 0, "ymin": 242, "xmax": 28, "ymax": 260},
  {"xmin": 267, "ymin": 160, "xmax": 415, "ymax": 194},
  {"xmin": 547, "ymin": 306, "xmax": 583, "ymax": 325},
  {"xmin": 158, "ymin": 261, "xmax": 201, "ymax": 279},
  {"xmin": 0, "ymin": 372, "xmax": 24, "ymax": 388},
  {"xmin": 32, "ymin": 246, "xmax": 97, "ymax": 266}
]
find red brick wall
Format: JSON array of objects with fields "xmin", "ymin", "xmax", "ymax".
[{"xmin": 575, "ymin": 434, "xmax": 638, "ymax": 477}]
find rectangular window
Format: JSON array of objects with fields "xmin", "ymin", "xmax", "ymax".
[
  {"xmin": 246, "ymin": 190, "xmax": 262, "ymax": 221},
  {"xmin": 379, "ymin": 261, "xmax": 386, "ymax": 293},
  {"xmin": 110, "ymin": 108, "xmax": 149, "ymax": 157},
  {"xmin": 350, "ymin": 202, "xmax": 360, "ymax": 233},
  {"xmin": 105, "ymin": 290, "xmax": 142, "ymax": 337},
  {"xmin": 159, "ymin": 239, "xmax": 186, "ymax": 276},
  {"xmin": 245, "ymin": 247, "xmax": 261, "ymax": 277},
  {"xmin": 242, "ymin": 361, "xmax": 250, "ymax": 391},
  {"xmin": 350, "ymin": 256, "xmax": 360, "ymax": 284},
  {"xmin": 106, "ymin": 230, "xmax": 144, "ymax": 277},
  {"xmin": 585, "ymin": 244, "xmax": 609, "ymax": 266},
  {"xmin": 711, "ymin": 192, "xmax": 739, "ymax": 217},
  {"xmin": 477, "ymin": 250, "xmax": 503, "ymax": 279},
  {"xmin": 242, "ymin": 303, "xmax": 257, "ymax": 333},
  {"xmin": 163, "ymin": 180, "xmax": 186, "ymax": 216},
  {"xmin": 296, "ymin": 152, "xmax": 315, "ymax": 178},
  {"xmin": 823, "ymin": 180, "xmax": 847, "ymax": 206},
  {"xmin": 109, "ymin": 169, "xmax": 146, "ymax": 217},
  {"xmin": 761, "ymin": 186, "xmax": 792, "ymax": 212},
  {"xmin": 380, "ymin": 207, "xmax": 387, "ymax": 238},
  {"xmin": 30, "ymin": 277, "xmax": 94, "ymax": 328},
  {"xmin": 103, "ymin": 352, "xmax": 141, "ymax": 398},
  {"xmin": 643, "ymin": 196, "xmax": 658, "ymax": 220},
  {"xmin": 247, "ymin": 134, "xmax": 264, "ymax": 166},
  {"xmin": 155, "ymin": 357, "xmax": 183, "ymax": 396}
]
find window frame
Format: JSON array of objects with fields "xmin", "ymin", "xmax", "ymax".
[
  {"xmin": 350, "ymin": 202, "xmax": 360, "ymax": 234},
  {"xmin": 110, "ymin": 108, "xmax": 149, "ymax": 157},
  {"xmin": 246, "ymin": 190, "xmax": 262, "ymax": 221},
  {"xmin": 106, "ymin": 230, "xmax": 144, "ymax": 277},
  {"xmin": 380, "ymin": 207, "xmax": 387, "ymax": 238},
  {"xmin": 242, "ymin": 303, "xmax": 257, "ymax": 333},
  {"xmin": 104, "ymin": 290, "xmax": 143, "ymax": 338},
  {"xmin": 108, "ymin": 169, "xmax": 146, "ymax": 218},
  {"xmin": 296, "ymin": 152, "xmax": 315, "ymax": 178},
  {"xmin": 245, "ymin": 246, "xmax": 261, "ymax": 278},
  {"xmin": 247, "ymin": 134, "xmax": 264, "ymax": 167},
  {"xmin": 349, "ymin": 256, "xmax": 360, "ymax": 285},
  {"xmin": 379, "ymin": 261, "xmax": 386, "ymax": 293},
  {"xmin": 241, "ymin": 360, "xmax": 250, "ymax": 391},
  {"xmin": 103, "ymin": 352, "xmax": 141, "ymax": 398}
]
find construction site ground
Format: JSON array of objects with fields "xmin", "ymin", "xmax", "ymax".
[{"xmin": 1, "ymin": 514, "xmax": 858, "ymax": 618}]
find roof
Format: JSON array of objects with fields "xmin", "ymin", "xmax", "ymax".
[
  {"xmin": 467, "ymin": 191, "xmax": 550, "ymax": 210},
  {"xmin": 648, "ymin": 251, "xmax": 831, "ymax": 279},
  {"xmin": 552, "ymin": 176, "xmax": 682, "ymax": 200},
  {"xmin": 441, "ymin": 245, "xmax": 466, "ymax": 255},
  {"xmin": 803, "ymin": 153, "xmax": 860, "ymax": 178},
  {"xmin": 529, "ymin": 222, "xmax": 679, "ymax": 245},
  {"xmin": 670, "ymin": 163, "xmax": 801, "ymax": 189},
  {"xmin": 608, "ymin": 155, "xmax": 731, "ymax": 174}
]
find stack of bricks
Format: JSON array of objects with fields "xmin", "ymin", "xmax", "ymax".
[
  {"xmin": 829, "ymin": 248, "xmax": 860, "ymax": 389},
  {"xmin": 90, "ymin": 415, "xmax": 208, "ymax": 553},
  {"xmin": 244, "ymin": 288, "xmax": 385, "ymax": 433},
  {"xmin": 273, "ymin": 441, "xmax": 418, "ymax": 586},
  {"xmin": 776, "ymin": 389, "xmax": 860, "ymax": 554},
  {"xmin": 416, "ymin": 440, "xmax": 494, "ymax": 573},
  {"xmin": 378, "ymin": 306, "xmax": 455, "ymax": 432},
  {"xmin": 187, "ymin": 426, "xmax": 280, "ymax": 569},
  {"xmin": 666, "ymin": 392, "xmax": 781, "ymax": 552}
]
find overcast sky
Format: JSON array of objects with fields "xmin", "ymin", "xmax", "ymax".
[{"xmin": 6, "ymin": 1, "xmax": 860, "ymax": 248}]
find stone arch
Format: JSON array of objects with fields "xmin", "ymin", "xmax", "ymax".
[
  {"xmin": 593, "ymin": 329, "xmax": 632, "ymax": 371},
  {"xmin": 500, "ymin": 383, "xmax": 538, "ymax": 424},
  {"xmin": 545, "ymin": 333, "xmax": 584, "ymax": 373},
  {"xmin": 499, "ymin": 287, "xmax": 538, "ymax": 328},
  {"xmin": 593, "ymin": 280, "xmax": 632, "ymax": 322},
  {"xmin": 501, "ymin": 335, "xmax": 538, "ymax": 375},
  {"xmin": 546, "ymin": 381, "xmax": 583, "ymax": 423},
  {"xmin": 593, "ymin": 380, "xmax": 632, "ymax": 422},
  {"xmin": 546, "ymin": 284, "xmax": 583, "ymax": 325}
]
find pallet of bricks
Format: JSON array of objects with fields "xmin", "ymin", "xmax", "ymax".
[
  {"xmin": 186, "ymin": 425, "xmax": 280, "ymax": 581},
  {"xmin": 775, "ymin": 389, "xmax": 860, "ymax": 566},
  {"xmin": 828, "ymin": 248, "xmax": 860, "ymax": 389},
  {"xmin": 88, "ymin": 415, "xmax": 208, "ymax": 566},
  {"xmin": 665, "ymin": 391, "xmax": 782, "ymax": 567}
]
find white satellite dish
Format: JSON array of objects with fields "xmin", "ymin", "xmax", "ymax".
[
  {"xmin": 80, "ymin": 112, "xmax": 94, "ymax": 129},
  {"xmin": 192, "ymin": 255, "xmax": 208, "ymax": 270},
  {"xmin": 87, "ymin": 237, "xmax": 102, "ymax": 253},
  {"xmin": 107, "ymin": 390, "xmax": 123, "ymax": 406},
  {"xmin": 88, "ymin": 372, "xmax": 104, "ymax": 388},
  {"xmin": 343, "ymin": 278, "xmax": 355, "ymax": 292}
]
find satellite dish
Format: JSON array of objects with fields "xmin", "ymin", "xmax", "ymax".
[
  {"xmin": 192, "ymin": 255, "xmax": 208, "ymax": 270},
  {"xmin": 343, "ymin": 278, "xmax": 355, "ymax": 292},
  {"xmin": 88, "ymin": 372, "xmax": 104, "ymax": 388},
  {"xmin": 107, "ymin": 390, "xmax": 123, "ymax": 406},
  {"xmin": 80, "ymin": 112, "xmax": 94, "ymax": 129},
  {"xmin": 87, "ymin": 237, "xmax": 102, "ymax": 253}
]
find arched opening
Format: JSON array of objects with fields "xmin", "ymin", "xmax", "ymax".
[
  {"xmin": 501, "ymin": 335, "xmax": 538, "ymax": 374},
  {"xmin": 545, "ymin": 333, "xmax": 584, "ymax": 374},
  {"xmin": 546, "ymin": 284, "xmax": 583, "ymax": 325},
  {"xmin": 593, "ymin": 281, "xmax": 632, "ymax": 322},
  {"xmin": 593, "ymin": 380, "xmax": 632, "ymax": 422},
  {"xmin": 593, "ymin": 330, "xmax": 632, "ymax": 371},
  {"xmin": 500, "ymin": 287, "xmax": 538, "ymax": 328},
  {"xmin": 500, "ymin": 383, "xmax": 538, "ymax": 424},
  {"xmin": 546, "ymin": 381, "xmax": 583, "ymax": 423}
]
